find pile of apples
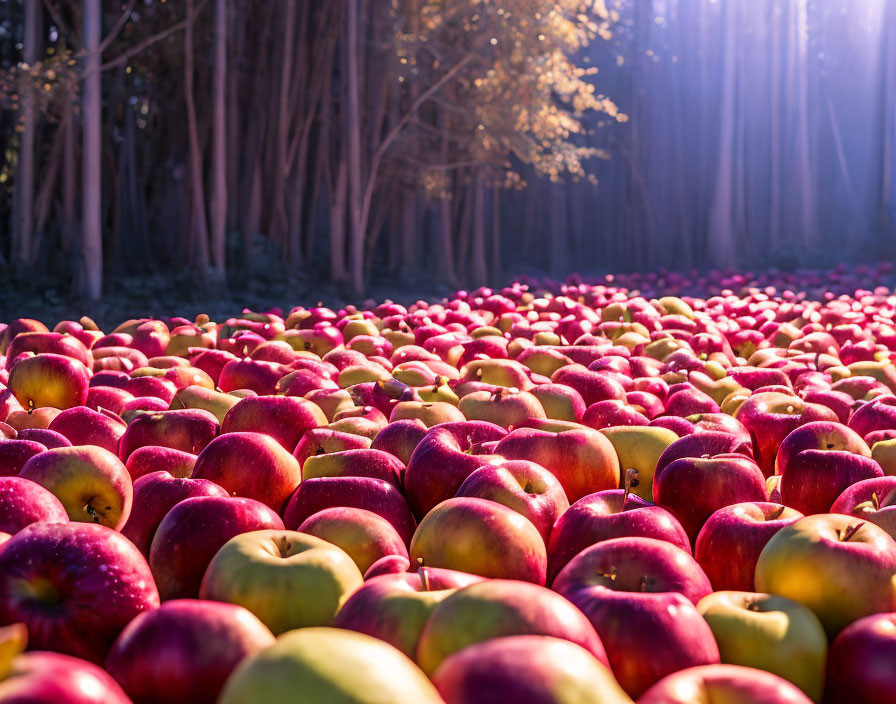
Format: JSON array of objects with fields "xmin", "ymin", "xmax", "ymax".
[{"xmin": 5, "ymin": 267, "xmax": 896, "ymax": 703}]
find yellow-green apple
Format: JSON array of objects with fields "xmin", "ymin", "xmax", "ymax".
[
  {"xmin": 199, "ymin": 529, "xmax": 362, "ymax": 633},
  {"xmin": 292, "ymin": 427, "xmax": 371, "ymax": 467},
  {"xmin": 8, "ymin": 354, "xmax": 89, "ymax": 410},
  {"xmin": 47, "ymin": 406, "xmax": 126, "ymax": 454},
  {"xmin": 637, "ymin": 664, "xmax": 814, "ymax": 704},
  {"xmin": 547, "ymin": 489, "xmax": 690, "ymax": 583},
  {"xmin": 333, "ymin": 568, "xmax": 483, "ymax": 658},
  {"xmin": 415, "ymin": 579, "xmax": 608, "ymax": 676},
  {"xmin": 168, "ymin": 385, "xmax": 242, "ymax": 423},
  {"xmin": 530, "ymin": 383, "xmax": 586, "ymax": 422},
  {"xmin": 19, "ymin": 446, "xmax": 133, "ymax": 530},
  {"xmin": 304, "ymin": 387, "xmax": 354, "ymax": 421},
  {"xmin": 823, "ymin": 612, "xmax": 896, "ymax": 704},
  {"xmin": 218, "ymin": 627, "xmax": 444, "ymax": 704},
  {"xmin": 0, "ymin": 439, "xmax": 46, "ymax": 477},
  {"xmin": 409, "ymin": 497, "xmax": 547, "ymax": 584},
  {"xmin": 327, "ymin": 415, "xmax": 386, "ymax": 440},
  {"xmin": 404, "ymin": 422, "xmax": 506, "ymax": 517},
  {"xmin": 599, "ymin": 426, "xmax": 679, "ymax": 501},
  {"xmin": 296, "ymin": 507, "xmax": 409, "ymax": 574},
  {"xmin": 551, "ymin": 364, "xmax": 627, "ymax": 406},
  {"xmin": 0, "ymin": 650, "xmax": 133, "ymax": 704},
  {"xmin": 733, "ymin": 392, "xmax": 838, "ymax": 476},
  {"xmin": 458, "ymin": 388, "xmax": 547, "ymax": 428},
  {"xmin": 431, "ymin": 635, "xmax": 632, "ymax": 704},
  {"xmin": 518, "ymin": 347, "xmax": 575, "ymax": 377},
  {"xmin": 830, "ymin": 476, "xmax": 896, "ymax": 539},
  {"xmin": 0, "ymin": 521, "xmax": 159, "ymax": 663},
  {"xmin": 370, "ymin": 418, "xmax": 428, "ymax": 465},
  {"xmin": 301, "ymin": 448, "xmax": 404, "ymax": 488},
  {"xmin": 653, "ymin": 453, "xmax": 768, "ymax": 542},
  {"xmin": 105, "ymin": 599, "xmax": 275, "ymax": 704},
  {"xmin": 120, "ymin": 470, "xmax": 229, "ymax": 556},
  {"xmin": 222, "ymin": 395, "xmax": 326, "ymax": 452},
  {"xmin": 149, "ymin": 495, "xmax": 283, "ymax": 600},
  {"xmin": 191, "ymin": 431, "xmax": 301, "ymax": 512},
  {"xmin": 494, "ymin": 426, "xmax": 620, "ymax": 504},
  {"xmin": 390, "ymin": 400, "xmax": 466, "ymax": 427},
  {"xmin": 695, "ymin": 502, "xmax": 803, "ymax": 591},
  {"xmin": 755, "ymin": 513, "xmax": 896, "ymax": 636},
  {"xmin": 118, "ymin": 409, "xmax": 219, "ymax": 461},
  {"xmin": 871, "ymin": 437, "xmax": 896, "ymax": 475},
  {"xmin": 283, "ymin": 476, "xmax": 417, "ymax": 544},
  {"xmin": 696, "ymin": 591, "xmax": 826, "ymax": 701},
  {"xmin": 125, "ymin": 445, "xmax": 197, "ymax": 480},
  {"xmin": 0, "ymin": 475, "xmax": 68, "ymax": 533},
  {"xmin": 455, "ymin": 459, "xmax": 569, "ymax": 542},
  {"xmin": 460, "ymin": 358, "xmax": 532, "ymax": 390}
]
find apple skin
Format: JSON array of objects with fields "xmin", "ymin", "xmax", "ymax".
[
  {"xmin": 494, "ymin": 426, "xmax": 620, "ymax": 504},
  {"xmin": 301, "ymin": 448, "xmax": 404, "ymax": 489},
  {"xmin": 530, "ymin": 383, "xmax": 587, "ymax": 422},
  {"xmin": 19, "ymin": 445, "xmax": 133, "ymax": 530},
  {"xmin": 551, "ymin": 364, "xmax": 626, "ymax": 406},
  {"xmin": 0, "ymin": 521, "xmax": 160, "ymax": 663},
  {"xmin": 830, "ymin": 476, "xmax": 896, "ymax": 539},
  {"xmin": 755, "ymin": 513, "xmax": 896, "ymax": 636},
  {"xmin": 431, "ymin": 635, "xmax": 632, "ymax": 704},
  {"xmin": 653, "ymin": 453, "xmax": 768, "ymax": 543},
  {"xmin": 217, "ymin": 627, "xmax": 445, "ymax": 704},
  {"xmin": 105, "ymin": 599, "xmax": 275, "ymax": 704},
  {"xmin": 199, "ymin": 529, "xmax": 363, "ymax": 634},
  {"xmin": 847, "ymin": 396, "xmax": 896, "ymax": 440},
  {"xmin": 0, "ymin": 651, "xmax": 132, "ymax": 704},
  {"xmin": 370, "ymin": 418, "xmax": 428, "ymax": 465},
  {"xmin": 5, "ymin": 332, "xmax": 92, "ymax": 370},
  {"xmin": 454, "ymin": 460, "xmax": 569, "ymax": 543},
  {"xmin": 697, "ymin": 591, "xmax": 827, "ymax": 701},
  {"xmin": 0, "ymin": 475, "xmax": 69, "ymax": 534},
  {"xmin": 694, "ymin": 502, "xmax": 804, "ymax": 591},
  {"xmin": 409, "ymin": 497, "xmax": 547, "ymax": 584},
  {"xmin": 333, "ymin": 569, "xmax": 484, "ymax": 658},
  {"xmin": 779, "ymin": 450, "xmax": 883, "ymax": 515},
  {"xmin": 297, "ymin": 506, "xmax": 409, "ymax": 574},
  {"xmin": 404, "ymin": 421, "xmax": 507, "ymax": 518},
  {"xmin": 48, "ymin": 406, "xmax": 126, "ymax": 454},
  {"xmin": 415, "ymin": 579, "xmax": 609, "ymax": 676},
  {"xmin": 8, "ymin": 353, "xmax": 90, "ymax": 410},
  {"xmin": 774, "ymin": 421, "xmax": 872, "ymax": 474},
  {"xmin": 221, "ymin": 395, "xmax": 327, "ymax": 452},
  {"xmin": 292, "ymin": 427, "xmax": 371, "ymax": 467},
  {"xmin": 655, "ymin": 430, "xmax": 753, "ymax": 477},
  {"xmin": 149, "ymin": 495, "xmax": 284, "ymax": 600},
  {"xmin": 191, "ymin": 431, "xmax": 302, "ymax": 512},
  {"xmin": 823, "ymin": 612, "xmax": 896, "ymax": 704},
  {"xmin": 120, "ymin": 470, "xmax": 229, "ymax": 556},
  {"xmin": 17, "ymin": 428, "xmax": 71, "ymax": 449},
  {"xmin": 118, "ymin": 408, "xmax": 220, "ymax": 461},
  {"xmin": 283, "ymin": 475, "xmax": 417, "ymax": 544},
  {"xmin": 0, "ymin": 438, "xmax": 47, "ymax": 477},
  {"xmin": 125, "ymin": 445, "xmax": 197, "ymax": 480},
  {"xmin": 599, "ymin": 426, "xmax": 679, "ymax": 502},
  {"xmin": 547, "ymin": 490, "xmax": 690, "ymax": 584},
  {"xmin": 637, "ymin": 664, "xmax": 814, "ymax": 704}
]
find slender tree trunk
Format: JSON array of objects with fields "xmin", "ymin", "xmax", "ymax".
[
  {"xmin": 330, "ymin": 158, "xmax": 348, "ymax": 284},
  {"xmin": 82, "ymin": 0, "xmax": 103, "ymax": 300},
  {"xmin": 185, "ymin": 0, "xmax": 211, "ymax": 277},
  {"xmin": 270, "ymin": 0, "xmax": 296, "ymax": 247},
  {"xmin": 346, "ymin": 0, "xmax": 365, "ymax": 294},
  {"xmin": 62, "ymin": 91, "xmax": 77, "ymax": 256},
  {"xmin": 210, "ymin": 0, "xmax": 228, "ymax": 281}
]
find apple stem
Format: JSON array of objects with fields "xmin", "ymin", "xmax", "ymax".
[
  {"xmin": 418, "ymin": 565, "xmax": 431, "ymax": 592},
  {"xmin": 85, "ymin": 504, "xmax": 101, "ymax": 524},
  {"xmin": 839, "ymin": 522, "xmax": 865, "ymax": 542},
  {"xmin": 768, "ymin": 505, "xmax": 786, "ymax": 520},
  {"xmin": 314, "ymin": 445, "xmax": 325, "ymax": 456},
  {"xmin": 639, "ymin": 575, "xmax": 648, "ymax": 592},
  {"xmin": 622, "ymin": 468, "xmax": 640, "ymax": 508},
  {"xmin": 27, "ymin": 399, "xmax": 34, "ymax": 413}
]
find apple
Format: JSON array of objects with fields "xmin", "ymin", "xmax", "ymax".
[
  {"xmin": 824, "ymin": 612, "xmax": 896, "ymax": 704},
  {"xmin": 697, "ymin": 591, "xmax": 827, "ymax": 701},
  {"xmin": 370, "ymin": 418, "xmax": 428, "ymax": 465},
  {"xmin": 415, "ymin": 578, "xmax": 608, "ymax": 676},
  {"xmin": 0, "ymin": 475, "xmax": 69, "ymax": 534},
  {"xmin": 547, "ymin": 489, "xmax": 690, "ymax": 583},
  {"xmin": 494, "ymin": 426, "xmax": 620, "ymax": 504},
  {"xmin": 8, "ymin": 353, "xmax": 90, "ymax": 410},
  {"xmin": 6, "ymin": 406, "xmax": 61, "ymax": 430},
  {"xmin": 694, "ymin": 502, "xmax": 804, "ymax": 591},
  {"xmin": 292, "ymin": 427, "xmax": 371, "ymax": 467},
  {"xmin": 19, "ymin": 445, "xmax": 133, "ymax": 530},
  {"xmin": 0, "ymin": 651, "xmax": 132, "ymax": 704},
  {"xmin": 599, "ymin": 426, "xmax": 679, "ymax": 501},
  {"xmin": 0, "ymin": 521, "xmax": 159, "ymax": 663},
  {"xmin": 149, "ymin": 495, "xmax": 284, "ymax": 600},
  {"xmin": 0, "ymin": 438, "xmax": 46, "ymax": 477},
  {"xmin": 191, "ymin": 431, "xmax": 302, "ymax": 512},
  {"xmin": 47, "ymin": 406, "xmax": 126, "ymax": 454},
  {"xmin": 653, "ymin": 453, "xmax": 768, "ymax": 542},
  {"xmin": 333, "ymin": 568, "xmax": 483, "ymax": 658},
  {"xmin": 296, "ymin": 506, "xmax": 409, "ymax": 573},
  {"xmin": 431, "ymin": 635, "xmax": 631, "ymax": 704},
  {"xmin": 5, "ymin": 331, "xmax": 92, "ymax": 369},
  {"xmin": 17, "ymin": 427, "xmax": 70, "ymax": 449},
  {"xmin": 755, "ymin": 513, "xmax": 896, "ymax": 636},
  {"xmin": 118, "ymin": 408, "xmax": 219, "ymax": 461},
  {"xmin": 217, "ymin": 627, "xmax": 445, "ymax": 704},
  {"xmin": 830, "ymin": 476, "xmax": 896, "ymax": 538},
  {"xmin": 199, "ymin": 529, "xmax": 363, "ymax": 633},
  {"xmin": 120, "ymin": 470, "xmax": 229, "ymax": 556},
  {"xmin": 125, "ymin": 445, "xmax": 197, "ymax": 480},
  {"xmin": 105, "ymin": 599, "xmax": 275, "ymax": 704},
  {"xmin": 221, "ymin": 395, "xmax": 327, "ymax": 452},
  {"xmin": 169, "ymin": 385, "xmax": 243, "ymax": 423},
  {"xmin": 551, "ymin": 364, "xmax": 626, "ymax": 406},
  {"xmin": 637, "ymin": 664, "xmax": 814, "ymax": 704},
  {"xmin": 301, "ymin": 448, "xmax": 404, "ymax": 488}
]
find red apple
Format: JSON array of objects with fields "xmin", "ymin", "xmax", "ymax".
[
  {"xmin": 8, "ymin": 353, "xmax": 90, "ymax": 410},
  {"xmin": 221, "ymin": 395, "xmax": 327, "ymax": 452},
  {"xmin": 125, "ymin": 445, "xmax": 198, "ymax": 480},
  {"xmin": 638, "ymin": 664, "xmax": 813, "ymax": 704},
  {"xmin": 0, "ymin": 651, "xmax": 132, "ymax": 704},
  {"xmin": 0, "ymin": 475, "xmax": 69, "ymax": 534}
]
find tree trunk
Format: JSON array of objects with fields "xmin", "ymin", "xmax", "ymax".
[
  {"xmin": 82, "ymin": 0, "xmax": 103, "ymax": 300},
  {"xmin": 209, "ymin": 0, "xmax": 228, "ymax": 281},
  {"xmin": 185, "ymin": 0, "xmax": 211, "ymax": 278},
  {"xmin": 346, "ymin": 0, "xmax": 365, "ymax": 294}
]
